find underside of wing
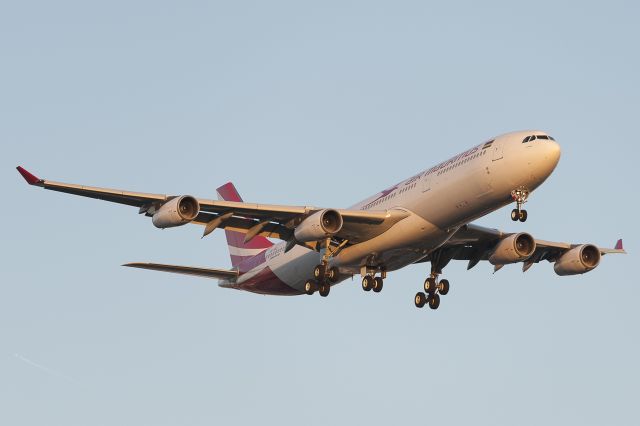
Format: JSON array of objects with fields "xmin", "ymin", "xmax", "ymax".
[
  {"xmin": 124, "ymin": 262, "xmax": 239, "ymax": 280},
  {"xmin": 417, "ymin": 222, "xmax": 626, "ymax": 275}
]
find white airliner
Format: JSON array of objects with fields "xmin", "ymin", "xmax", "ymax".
[{"xmin": 17, "ymin": 130, "xmax": 626, "ymax": 310}]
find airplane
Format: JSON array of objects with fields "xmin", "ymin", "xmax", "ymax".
[{"xmin": 16, "ymin": 130, "xmax": 626, "ymax": 310}]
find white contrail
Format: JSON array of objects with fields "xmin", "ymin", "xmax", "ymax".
[{"xmin": 13, "ymin": 353, "xmax": 78, "ymax": 384}]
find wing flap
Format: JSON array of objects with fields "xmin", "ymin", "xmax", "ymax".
[{"xmin": 124, "ymin": 262, "xmax": 239, "ymax": 280}]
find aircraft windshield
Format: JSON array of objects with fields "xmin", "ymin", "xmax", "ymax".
[{"xmin": 522, "ymin": 134, "xmax": 555, "ymax": 143}]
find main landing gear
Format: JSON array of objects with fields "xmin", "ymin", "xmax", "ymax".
[
  {"xmin": 510, "ymin": 188, "xmax": 529, "ymax": 222},
  {"xmin": 305, "ymin": 265, "xmax": 339, "ymax": 297},
  {"xmin": 304, "ymin": 278, "xmax": 332, "ymax": 297},
  {"xmin": 414, "ymin": 275, "xmax": 450, "ymax": 310},
  {"xmin": 304, "ymin": 237, "xmax": 345, "ymax": 298},
  {"xmin": 415, "ymin": 248, "xmax": 456, "ymax": 310},
  {"xmin": 361, "ymin": 271, "xmax": 385, "ymax": 293}
]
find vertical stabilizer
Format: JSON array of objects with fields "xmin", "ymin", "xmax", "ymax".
[{"xmin": 216, "ymin": 182, "xmax": 273, "ymax": 267}]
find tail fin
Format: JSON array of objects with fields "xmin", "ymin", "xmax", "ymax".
[{"xmin": 216, "ymin": 182, "xmax": 273, "ymax": 267}]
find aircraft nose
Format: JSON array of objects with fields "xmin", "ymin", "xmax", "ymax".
[
  {"xmin": 546, "ymin": 140, "xmax": 561, "ymax": 166},
  {"xmin": 536, "ymin": 139, "xmax": 561, "ymax": 178}
]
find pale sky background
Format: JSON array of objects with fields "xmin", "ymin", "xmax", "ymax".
[{"xmin": 1, "ymin": 1, "xmax": 638, "ymax": 425}]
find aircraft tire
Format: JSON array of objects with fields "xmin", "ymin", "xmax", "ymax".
[
  {"xmin": 511, "ymin": 209, "xmax": 519, "ymax": 221},
  {"xmin": 327, "ymin": 267, "xmax": 339, "ymax": 283},
  {"xmin": 319, "ymin": 283, "xmax": 330, "ymax": 297},
  {"xmin": 415, "ymin": 292, "xmax": 427, "ymax": 308},
  {"xmin": 313, "ymin": 265, "xmax": 325, "ymax": 280},
  {"xmin": 438, "ymin": 279, "xmax": 450, "ymax": 295},
  {"xmin": 429, "ymin": 293, "xmax": 441, "ymax": 310},
  {"xmin": 362, "ymin": 275, "xmax": 373, "ymax": 291},
  {"xmin": 304, "ymin": 279, "xmax": 318, "ymax": 295},
  {"xmin": 424, "ymin": 277, "xmax": 436, "ymax": 293},
  {"xmin": 373, "ymin": 277, "xmax": 383, "ymax": 293},
  {"xmin": 519, "ymin": 210, "xmax": 528, "ymax": 222}
]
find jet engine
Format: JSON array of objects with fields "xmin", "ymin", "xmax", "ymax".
[
  {"xmin": 294, "ymin": 209, "xmax": 343, "ymax": 242},
  {"xmin": 152, "ymin": 196, "xmax": 199, "ymax": 228},
  {"xmin": 553, "ymin": 244, "xmax": 601, "ymax": 276},
  {"xmin": 488, "ymin": 232, "xmax": 536, "ymax": 265}
]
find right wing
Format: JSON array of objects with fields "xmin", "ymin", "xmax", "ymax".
[
  {"xmin": 17, "ymin": 166, "xmax": 409, "ymax": 245},
  {"xmin": 124, "ymin": 262, "xmax": 239, "ymax": 280}
]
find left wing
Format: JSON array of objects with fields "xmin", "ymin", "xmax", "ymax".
[
  {"xmin": 421, "ymin": 223, "xmax": 626, "ymax": 272},
  {"xmin": 16, "ymin": 166, "xmax": 408, "ymax": 245}
]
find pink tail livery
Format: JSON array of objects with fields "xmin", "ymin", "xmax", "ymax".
[{"xmin": 216, "ymin": 182, "xmax": 273, "ymax": 267}]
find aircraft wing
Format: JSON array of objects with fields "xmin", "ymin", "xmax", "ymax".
[
  {"xmin": 16, "ymin": 167, "xmax": 408, "ymax": 244},
  {"xmin": 124, "ymin": 262, "xmax": 239, "ymax": 280},
  {"xmin": 422, "ymin": 223, "xmax": 626, "ymax": 271}
]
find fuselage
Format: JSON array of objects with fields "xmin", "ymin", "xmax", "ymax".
[{"xmin": 222, "ymin": 130, "xmax": 562, "ymax": 295}]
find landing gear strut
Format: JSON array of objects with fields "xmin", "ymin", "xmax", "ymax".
[{"xmin": 510, "ymin": 188, "xmax": 529, "ymax": 222}]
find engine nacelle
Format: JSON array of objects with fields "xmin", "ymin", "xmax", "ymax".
[
  {"xmin": 554, "ymin": 244, "xmax": 601, "ymax": 276},
  {"xmin": 152, "ymin": 195, "xmax": 199, "ymax": 229},
  {"xmin": 294, "ymin": 209, "xmax": 343, "ymax": 242},
  {"xmin": 488, "ymin": 233, "xmax": 536, "ymax": 265}
]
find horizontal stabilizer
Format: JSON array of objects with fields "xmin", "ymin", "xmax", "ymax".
[
  {"xmin": 123, "ymin": 262, "xmax": 238, "ymax": 280},
  {"xmin": 601, "ymin": 238, "xmax": 626, "ymax": 255}
]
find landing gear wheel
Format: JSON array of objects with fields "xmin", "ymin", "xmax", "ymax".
[
  {"xmin": 327, "ymin": 267, "xmax": 339, "ymax": 283},
  {"xmin": 414, "ymin": 292, "xmax": 427, "ymax": 308},
  {"xmin": 511, "ymin": 209, "xmax": 519, "ymax": 221},
  {"xmin": 304, "ymin": 279, "xmax": 318, "ymax": 295},
  {"xmin": 361, "ymin": 275, "xmax": 374, "ymax": 291},
  {"xmin": 313, "ymin": 265, "xmax": 326, "ymax": 280},
  {"xmin": 424, "ymin": 277, "xmax": 436, "ymax": 293},
  {"xmin": 519, "ymin": 210, "xmax": 528, "ymax": 222},
  {"xmin": 438, "ymin": 279, "xmax": 450, "ymax": 295},
  {"xmin": 428, "ymin": 293, "xmax": 441, "ymax": 310},
  {"xmin": 373, "ymin": 277, "xmax": 384, "ymax": 293},
  {"xmin": 319, "ymin": 283, "xmax": 330, "ymax": 297}
]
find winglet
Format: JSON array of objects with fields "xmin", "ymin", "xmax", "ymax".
[
  {"xmin": 615, "ymin": 239, "xmax": 624, "ymax": 251},
  {"xmin": 16, "ymin": 166, "xmax": 43, "ymax": 186}
]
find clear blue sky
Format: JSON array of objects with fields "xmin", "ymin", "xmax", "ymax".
[{"xmin": 1, "ymin": 1, "xmax": 637, "ymax": 425}]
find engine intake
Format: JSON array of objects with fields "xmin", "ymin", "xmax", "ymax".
[
  {"xmin": 152, "ymin": 195, "xmax": 199, "ymax": 228},
  {"xmin": 294, "ymin": 209, "xmax": 343, "ymax": 242},
  {"xmin": 489, "ymin": 232, "xmax": 536, "ymax": 265},
  {"xmin": 554, "ymin": 244, "xmax": 601, "ymax": 276}
]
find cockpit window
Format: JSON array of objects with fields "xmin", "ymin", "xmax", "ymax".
[{"xmin": 522, "ymin": 134, "xmax": 555, "ymax": 143}]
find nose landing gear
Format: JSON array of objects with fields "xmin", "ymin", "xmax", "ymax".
[{"xmin": 510, "ymin": 188, "xmax": 529, "ymax": 222}]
